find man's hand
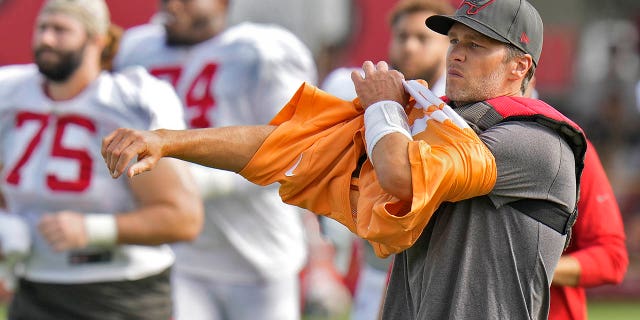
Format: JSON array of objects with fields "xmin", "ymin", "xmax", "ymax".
[
  {"xmin": 551, "ymin": 255, "xmax": 581, "ymax": 287},
  {"xmin": 101, "ymin": 128, "xmax": 165, "ymax": 178},
  {"xmin": 38, "ymin": 211, "xmax": 88, "ymax": 252},
  {"xmin": 351, "ymin": 61, "xmax": 408, "ymax": 108}
]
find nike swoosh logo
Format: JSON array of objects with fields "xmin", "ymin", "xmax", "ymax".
[{"xmin": 284, "ymin": 153, "xmax": 304, "ymax": 177}]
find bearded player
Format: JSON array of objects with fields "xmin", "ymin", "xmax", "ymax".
[
  {"xmin": 114, "ymin": 0, "xmax": 317, "ymax": 319},
  {"xmin": 0, "ymin": 1, "xmax": 203, "ymax": 319}
]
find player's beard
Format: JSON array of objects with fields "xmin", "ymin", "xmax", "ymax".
[
  {"xmin": 164, "ymin": 15, "xmax": 219, "ymax": 47},
  {"xmin": 34, "ymin": 41, "xmax": 87, "ymax": 83},
  {"xmin": 391, "ymin": 61, "xmax": 439, "ymax": 84}
]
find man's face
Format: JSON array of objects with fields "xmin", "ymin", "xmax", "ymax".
[
  {"xmin": 33, "ymin": 12, "xmax": 89, "ymax": 82},
  {"xmin": 160, "ymin": 0, "xmax": 227, "ymax": 46},
  {"xmin": 389, "ymin": 10, "xmax": 448, "ymax": 83},
  {"xmin": 445, "ymin": 23, "xmax": 513, "ymax": 104}
]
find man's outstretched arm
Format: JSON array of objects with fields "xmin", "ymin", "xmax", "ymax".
[{"xmin": 102, "ymin": 125, "xmax": 276, "ymax": 178}]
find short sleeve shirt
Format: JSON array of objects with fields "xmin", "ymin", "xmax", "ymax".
[{"xmin": 382, "ymin": 121, "xmax": 576, "ymax": 320}]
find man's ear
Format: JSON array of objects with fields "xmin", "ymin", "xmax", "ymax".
[
  {"xmin": 510, "ymin": 54, "xmax": 533, "ymax": 80},
  {"xmin": 220, "ymin": 0, "xmax": 230, "ymax": 11},
  {"xmin": 91, "ymin": 32, "xmax": 108, "ymax": 50},
  {"xmin": 100, "ymin": 25, "xmax": 124, "ymax": 71}
]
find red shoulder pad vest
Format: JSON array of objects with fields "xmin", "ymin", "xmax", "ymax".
[
  {"xmin": 443, "ymin": 96, "xmax": 587, "ymax": 238},
  {"xmin": 486, "ymin": 96, "xmax": 586, "ymax": 180},
  {"xmin": 442, "ymin": 95, "xmax": 587, "ymax": 179}
]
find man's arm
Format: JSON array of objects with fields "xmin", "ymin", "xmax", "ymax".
[
  {"xmin": 103, "ymin": 60, "xmax": 413, "ymax": 200},
  {"xmin": 551, "ymin": 140, "xmax": 628, "ymax": 287},
  {"xmin": 102, "ymin": 125, "xmax": 275, "ymax": 179},
  {"xmin": 37, "ymin": 158, "xmax": 204, "ymax": 250},
  {"xmin": 117, "ymin": 158, "xmax": 203, "ymax": 244},
  {"xmin": 551, "ymin": 255, "xmax": 582, "ymax": 286},
  {"xmin": 369, "ymin": 134, "xmax": 413, "ymax": 201},
  {"xmin": 351, "ymin": 61, "xmax": 413, "ymax": 201}
]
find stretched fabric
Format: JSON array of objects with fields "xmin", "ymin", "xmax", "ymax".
[{"xmin": 240, "ymin": 81, "xmax": 496, "ymax": 257}]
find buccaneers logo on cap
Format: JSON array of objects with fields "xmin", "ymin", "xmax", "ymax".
[{"xmin": 459, "ymin": 0, "xmax": 495, "ymax": 15}]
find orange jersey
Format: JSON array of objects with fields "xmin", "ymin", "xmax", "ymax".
[{"xmin": 239, "ymin": 82, "xmax": 496, "ymax": 257}]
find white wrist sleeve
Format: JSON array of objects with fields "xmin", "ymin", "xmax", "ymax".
[
  {"xmin": 84, "ymin": 214, "xmax": 118, "ymax": 246},
  {"xmin": 364, "ymin": 100, "xmax": 413, "ymax": 158},
  {"xmin": 0, "ymin": 211, "xmax": 31, "ymax": 260}
]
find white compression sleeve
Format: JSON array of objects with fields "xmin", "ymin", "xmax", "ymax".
[
  {"xmin": 364, "ymin": 100, "xmax": 412, "ymax": 159},
  {"xmin": 84, "ymin": 214, "xmax": 118, "ymax": 246}
]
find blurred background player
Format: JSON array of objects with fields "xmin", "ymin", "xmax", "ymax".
[
  {"xmin": 0, "ymin": 0, "xmax": 203, "ymax": 319},
  {"xmin": 387, "ymin": 0, "xmax": 451, "ymax": 92},
  {"xmin": 549, "ymin": 138, "xmax": 628, "ymax": 320},
  {"xmin": 525, "ymin": 78, "xmax": 629, "ymax": 320},
  {"xmin": 319, "ymin": 1, "xmax": 453, "ymax": 319},
  {"xmin": 114, "ymin": 0, "xmax": 317, "ymax": 319}
]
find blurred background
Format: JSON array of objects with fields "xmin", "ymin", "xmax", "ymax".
[{"xmin": 1, "ymin": 0, "xmax": 639, "ymax": 318}]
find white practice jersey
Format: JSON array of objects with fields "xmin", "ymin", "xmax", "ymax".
[
  {"xmin": 115, "ymin": 22, "xmax": 317, "ymax": 282},
  {"xmin": 0, "ymin": 64, "xmax": 186, "ymax": 283}
]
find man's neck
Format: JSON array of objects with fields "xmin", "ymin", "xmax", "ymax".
[{"xmin": 44, "ymin": 66, "xmax": 100, "ymax": 101}]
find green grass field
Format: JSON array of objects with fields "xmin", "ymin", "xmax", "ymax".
[
  {"xmin": 1, "ymin": 300, "xmax": 639, "ymax": 319},
  {"xmin": 587, "ymin": 300, "xmax": 640, "ymax": 320}
]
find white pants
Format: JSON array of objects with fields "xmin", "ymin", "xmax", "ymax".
[
  {"xmin": 350, "ymin": 263, "xmax": 388, "ymax": 320},
  {"xmin": 172, "ymin": 270, "xmax": 300, "ymax": 320}
]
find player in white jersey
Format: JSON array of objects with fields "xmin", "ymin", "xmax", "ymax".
[
  {"xmin": 114, "ymin": 1, "xmax": 316, "ymax": 319},
  {"xmin": 0, "ymin": 1, "xmax": 203, "ymax": 319}
]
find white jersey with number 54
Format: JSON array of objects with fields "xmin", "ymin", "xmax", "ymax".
[
  {"xmin": 0, "ymin": 64, "xmax": 185, "ymax": 283},
  {"xmin": 115, "ymin": 22, "xmax": 317, "ymax": 282}
]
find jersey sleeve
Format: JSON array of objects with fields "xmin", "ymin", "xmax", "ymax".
[
  {"xmin": 0, "ymin": 65, "xmax": 37, "ymax": 108},
  {"xmin": 248, "ymin": 25, "xmax": 318, "ymax": 124},
  {"xmin": 240, "ymin": 83, "xmax": 497, "ymax": 258},
  {"xmin": 0, "ymin": 65, "xmax": 38, "ymax": 164},
  {"xmin": 357, "ymin": 101, "xmax": 497, "ymax": 257},
  {"xmin": 140, "ymin": 74, "xmax": 186, "ymax": 130},
  {"xmin": 112, "ymin": 24, "xmax": 165, "ymax": 71},
  {"xmin": 569, "ymin": 140, "xmax": 628, "ymax": 287},
  {"xmin": 239, "ymin": 83, "xmax": 365, "ymax": 229},
  {"xmin": 117, "ymin": 66, "xmax": 186, "ymax": 130},
  {"xmin": 112, "ymin": 26, "xmax": 139, "ymax": 70}
]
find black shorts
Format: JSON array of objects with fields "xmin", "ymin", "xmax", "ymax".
[{"xmin": 8, "ymin": 268, "xmax": 172, "ymax": 320}]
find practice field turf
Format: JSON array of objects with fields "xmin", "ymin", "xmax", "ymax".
[
  {"xmin": 587, "ymin": 300, "xmax": 640, "ymax": 320},
  {"xmin": 1, "ymin": 300, "xmax": 639, "ymax": 319}
]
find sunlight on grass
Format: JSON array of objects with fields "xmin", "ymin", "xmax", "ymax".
[{"xmin": 588, "ymin": 300, "xmax": 640, "ymax": 320}]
